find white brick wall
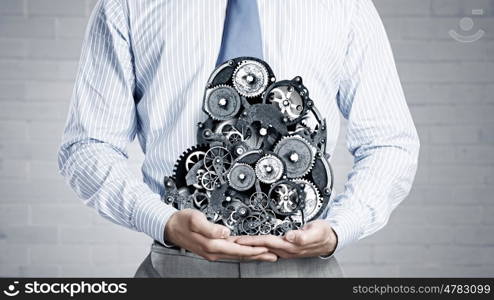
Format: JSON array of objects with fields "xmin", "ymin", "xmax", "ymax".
[{"xmin": 0, "ymin": 0, "xmax": 493, "ymax": 277}]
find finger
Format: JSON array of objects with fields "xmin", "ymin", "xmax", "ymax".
[
  {"xmin": 189, "ymin": 213, "xmax": 230, "ymax": 239},
  {"xmin": 236, "ymin": 235, "xmax": 299, "ymax": 253},
  {"xmin": 243, "ymin": 252, "xmax": 278, "ymax": 262},
  {"xmin": 214, "ymin": 252, "xmax": 278, "ymax": 262},
  {"xmin": 285, "ymin": 223, "xmax": 325, "ymax": 246},
  {"xmin": 197, "ymin": 235, "xmax": 269, "ymax": 257}
]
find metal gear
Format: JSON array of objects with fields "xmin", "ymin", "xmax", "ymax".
[
  {"xmin": 267, "ymin": 85, "xmax": 304, "ymax": 122},
  {"xmin": 273, "ymin": 135, "xmax": 316, "ymax": 178},
  {"xmin": 233, "ymin": 60, "xmax": 269, "ymax": 98},
  {"xmin": 204, "ymin": 85, "xmax": 242, "ymax": 120},
  {"xmin": 172, "ymin": 144, "xmax": 209, "ymax": 187},
  {"xmin": 204, "ymin": 146, "xmax": 233, "ymax": 182},
  {"xmin": 247, "ymin": 192, "xmax": 269, "ymax": 210},
  {"xmin": 227, "ymin": 163, "xmax": 256, "ymax": 191},
  {"xmin": 291, "ymin": 179, "xmax": 322, "ymax": 221},
  {"xmin": 268, "ymin": 180, "xmax": 305, "ymax": 216},
  {"xmin": 201, "ymin": 171, "xmax": 219, "ymax": 191},
  {"xmin": 240, "ymin": 214, "xmax": 261, "ymax": 235},
  {"xmin": 255, "ymin": 154, "xmax": 284, "ymax": 184}
]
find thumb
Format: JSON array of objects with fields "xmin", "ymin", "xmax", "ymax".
[
  {"xmin": 189, "ymin": 212, "xmax": 230, "ymax": 239},
  {"xmin": 284, "ymin": 222, "xmax": 319, "ymax": 245}
]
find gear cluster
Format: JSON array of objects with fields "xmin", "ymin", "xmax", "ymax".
[{"xmin": 163, "ymin": 57, "xmax": 333, "ymax": 236}]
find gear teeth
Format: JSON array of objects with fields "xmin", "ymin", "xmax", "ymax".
[
  {"xmin": 204, "ymin": 85, "xmax": 241, "ymax": 121},
  {"xmin": 232, "ymin": 60, "xmax": 269, "ymax": 98},
  {"xmin": 273, "ymin": 135, "xmax": 316, "ymax": 178}
]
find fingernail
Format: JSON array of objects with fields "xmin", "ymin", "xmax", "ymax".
[
  {"xmin": 222, "ymin": 229, "xmax": 230, "ymax": 238},
  {"xmin": 286, "ymin": 232, "xmax": 295, "ymax": 242}
]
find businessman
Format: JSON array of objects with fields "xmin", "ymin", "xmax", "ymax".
[{"xmin": 58, "ymin": 0, "xmax": 419, "ymax": 277}]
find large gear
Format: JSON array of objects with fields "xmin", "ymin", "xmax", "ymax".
[
  {"xmin": 233, "ymin": 60, "xmax": 269, "ymax": 98},
  {"xmin": 291, "ymin": 179, "xmax": 323, "ymax": 221},
  {"xmin": 255, "ymin": 154, "xmax": 284, "ymax": 184},
  {"xmin": 273, "ymin": 135, "xmax": 316, "ymax": 178},
  {"xmin": 204, "ymin": 85, "xmax": 242, "ymax": 120},
  {"xmin": 227, "ymin": 163, "xmax": 256, "ymax": 191}
]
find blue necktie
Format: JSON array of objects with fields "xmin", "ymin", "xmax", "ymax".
[{"xmin": 216, "ymin": 0, "xmax": 263, "ymax": 66}]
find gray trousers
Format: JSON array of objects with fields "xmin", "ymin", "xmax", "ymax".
[{"xmin": 134, "ymin": 242, "xmax": 343, "ymax": 278}]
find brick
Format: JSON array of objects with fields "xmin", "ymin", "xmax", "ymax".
[
  {"xmin": 0, "ymin": 102, "xmax": 68, "ymax": 121},
  {"xmin": 455, "ymin": 226, "xmax": 494, "ymax": 244},
  {"xmin": 0, "ymin": 159, "xmax": 28, "ymax": 179},
  {"xmin": 429, "ymin": 125, "xmax": 482, "ymax": 145},
  {"xmin": 27, "ymin": 0, "xmax": 87, "ymax": 16},
  {"xmin": 0, "ymin": 265, "xmax": 59, "ymax": 277},
  {"xmin": 60, "ymin": 265, "xmax": 121, "ymax": 277},
  {"xmin": 0, "ymin": 120, "xmax": 28, "ymax": 140},
  {"xmin": 24, "ymin": 81, "xmax": 74, "ymax": 102},
  {"xmin": 342, "ymin": 264, "xmax": 399, "ymax": 277},
  {"xmin": 0, "ymin": 226, "xmax": 58, "ymax": 244},
  {"xmin": 55, "ymin": 17, "xmax": 88, "ymax": 38},
  {"xmin": 0, "ymin": 60, "xmax": 78, "ymax": 81},
  {"xmin": 0, "ymin": 243, "xmax": 29, "ymax": 264},
  {"xmin": 0, "ymin": 17, "xmax": 55, "ymax": 38},
  {"xmin": 375, "ymin": 0, "xmax": 432, "ymax": 16},
  {"xmin": 27, "ymin": 38, "xmax": 82, "ymax": 60},
  {"xmin": 399, "ymin": 62, "xmax": 494, "ymax": 84},
  {"xmin": 432, "ymin": 0, "xmax": 462, "ymax": 16},
  {"xmin": 30, "ymin": 245, "xmax": 91, "ymax": 264},
  {"xmin": 0, "ymin": 39, "xmax": 28, "ymax": 58},
  {"xmin": 0, "ymin": 82, "xmax": 25, "ymax": 100},
  {"xmin": 31, "ymin": 204, "xmax": 93, "ymax": 226},
  {"xmin": 60, "ymin": 225, "xmax": 151, "ymax": 245},
  {"xmin": 0, "ymin": 205, "xmax": 29, "ymax": 226},
  {"xmin": 0, "ymin": 140, "xmax": 60, "ymax": 160},
  {"xmin": 374, "ymin": 245, "xmax": 429, "ymax": 263},
  {"xmin": 393, "ymin": 205, "xmax": 483, "ymax": 225},
  {"xmin": 0, "ymin": 0, "xmax": 26, "ymax": 16}
]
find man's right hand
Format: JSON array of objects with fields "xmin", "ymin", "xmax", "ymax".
[{"xmin": 165, "ymin": 209, "xmax": 277, "ymax": 262}]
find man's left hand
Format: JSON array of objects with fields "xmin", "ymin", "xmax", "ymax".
[{"xmin": 235, "ymin": 220, "xmax": 338, "ymax": 259}]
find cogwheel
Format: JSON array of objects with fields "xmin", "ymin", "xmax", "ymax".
[
  {"xmin": 233, "ymin": 60, "xmax": 269, "ymax": 98},
  {"xmin": 227, "ymin": 163, "xmax": 256, "ymax": 191},
  {"xmin": 291, "ymin": 179, "xmax": 323, "ymax": 222},
  {"xmin": 273, "ymin": 135, "xmax": 316, "ymax": 178},
  {"xmin": 172, "ymin": 144, "xmax": 209, "ymax": 187},
  {"xmin": 267, "ymin": 85, "xmax": 304, "ymax": 121},
  {"xmin": 204, "ymin": 85, "xmax": 242, "ymax": 120},
  {"xmin": 255, "ymin": 154, "xmax": 284, "ymax": 184}
]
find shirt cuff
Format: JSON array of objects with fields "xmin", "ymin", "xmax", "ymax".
[
  {"xmin": 321, "ymin": 207, "xmax": 363, "ymax": 257},
  {"xmin": 132, "ymin": 192, "xmax": 178, "ymax": 245}
]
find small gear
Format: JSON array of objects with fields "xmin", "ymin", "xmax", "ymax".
[
  {"xmin": 291, "ymin": 179, "xmax": 322, "ymax": 221},
  {"xmin": 204, "ymin": 85, "xmax": 242, "ymax": 120},
  {"xmin": 247, "ymin": 192, "xmax": 269, "ymax": 210},
  {"xmin": 233, "ymin": 60, "xmax": 269, "ymax": 98},
  {"xmin": 185, "ymin": 151, "xmax": 205, "ymax": 171},
  {"xmin": 240, "ymin": 214, "xmax": 262, "ymax": 235},
  {"xmin": 273, "ymin": 135, "xmax": 316, "ymax": 178},
  {"xmin": 255, "ymin": 154, "xmax": 284, "ymax": 184},
  {"xmin": 267, "ymin": 85, "xmax": 304, "ymax": 121},
  {"xmin": 201, "ymin": 171, "xmax": 219, "ymax": 191},
  {"xmin": 204, "ymin": 146, "xmax": 233, "ymax": 182},
  {"xmin": 227, "ymin": 163, "xmax": 256, "ymax": 191},
  {"xmin": 268, "ymin": 180, "xmax": 305, "ymax": 216}
]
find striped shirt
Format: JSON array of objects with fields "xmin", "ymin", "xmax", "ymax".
[{"xmin": 58, "ymin": 0, "xmax": 420, "ymax": 253}]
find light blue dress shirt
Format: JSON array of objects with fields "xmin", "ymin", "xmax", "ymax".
[{"xmin": 58, "ymin": 0, "xmax": 420, "ymax": 253}]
